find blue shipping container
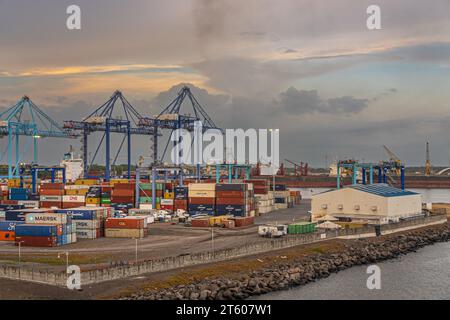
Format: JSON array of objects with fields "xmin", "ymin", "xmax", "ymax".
[
  {"xmin": 55, "ymin": 209, "xmax": 97, "ymax": 220},
  {"xmin": 216, "ymin": 204, "xmax": 246, "ymax": 215},
  {"xmin": 0, "ymin": 221, "xmax": 25, "ymax": 231},
  {"xmin": 5, "ymin": 211, "xmax": 27, "ymax": 221},
  {"xmin": 15, "ymin": 224, "xmax": 59, "ymax": 237},
  {"xmin": 0, "ymin": 204, "xmax": 25, "ymax": 210}
]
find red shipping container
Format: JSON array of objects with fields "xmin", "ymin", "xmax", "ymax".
[
  {"xmin": 114, "ymin": 183, "xmax": 135, "ymax": 190},
  {"xmin": 233, "ymin": 217, "xmax": 254, "ymax": 228},
  {"xmin": 40, "ymin": 189, "xmax": 64, "ymax": 196},
  {"xmin": 216, "ymin": 191, "xmax": 245, "ymax": 198},
  {"xmin": 40, "ymin": 183, "xmax": 64, "ymax": 189},
  {"xmin": 62, "ymin": 202, "xmax": 83, "ymax": 209},
  {"xmin": 191, "ymin": 218, "xmax": 209, "ymax": 228},
  {"xmin": 160, "ymin": 204, "xmax": 174, "ymax": 211},
  {"xmin": 15, "ymin": 236, "xmax": 57, "ymax": 247},
  {"xmin": 39, "ymin": 201, "xmax": 62, "ymax": 208},
  {"xmin": 216, "ymin": 197, "xmax": 246, "ymax": 205},
  {"xmin": 112, "ymin": 189, "xmax": 134, "ymax": 196},
  {"xmin": 1, "ymin": 200, "xmax": 19, "ymax": 205},
  {"xmin": 105, "ymin": 218, "xmax": 144, "ymax": 229},
  {"xmin": 189, "ymin": 197, "xmax": 216, "ymax": 205}
]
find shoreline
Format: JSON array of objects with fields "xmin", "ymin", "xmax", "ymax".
[{"xmin": 120, "ymin": 221, "xmax": 450, "ymax": 300}]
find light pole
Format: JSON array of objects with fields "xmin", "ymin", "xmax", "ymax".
[
  {"xmin": 18, "ymin": 241, "xmax": 24, "ymax": 278},
  {"xmin": 211, "ymin": 227, "xmax": 215, "ymax": 258},
  {"xmin": 134, "ymin": 238, "xmax": 138, "ymax": 264}
]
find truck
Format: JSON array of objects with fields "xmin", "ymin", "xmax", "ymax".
[{"xmin": 258, "ymin": 224, "xmax": 288, "ymax": 238}]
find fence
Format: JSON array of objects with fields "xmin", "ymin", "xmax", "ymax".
[{"xmin": 0, "ymin": 214, "xmax": 447, "ymax": 287}]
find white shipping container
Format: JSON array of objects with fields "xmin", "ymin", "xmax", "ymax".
[
  {"xmin": 76, "ymin": 229, "xmax": 98, "ymax": 239},
  {"xmin": 17, "ymin": 200, "xmax": 40, "ymax": 208},
  {"xmin": 74, "ymin": 220, "xmax": 99, "ymax": 229},
  {"xmin": 25, "ymin": 213, "xmax": 67, "ymax": 224},
  {"xmin": 40, "ymin": 195, "xmax": 62, "ymax": 201},
  {"xmin": 105, "ymin": 228, "xmax": 144, "ymax": 238},
  {"xmin": 129, "ymin": 208, "xmax": 155, "ymax": 215},
  {"xmin": 160, "ymin": 199, "xmax": 174, "ymax": 205},
  {"xmin": 64, "ymin": 185, "xmax": 90, "ymax": 190},
  {"xmin": 71, "ymin": 232, "xmax": 77, "ymax": 243},
  {"xmin": 139, "ymin": 204, "xmax": 153, "ymax": 210},
  {"xmin": 62, "ymin": 195, "xmax": 86, "ymax": 202}
]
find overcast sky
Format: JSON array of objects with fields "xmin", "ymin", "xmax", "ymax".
[{"xmin": 1, "ymin": 0, "xmax": 450, "ymax": 167}]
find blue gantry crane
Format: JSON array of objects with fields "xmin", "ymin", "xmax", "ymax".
[
  {"xmin": 63, "ymin": 90, "xmax": 157, "ymax": 181},
  {"xmin": 139, "ymin": 86, "xmax": 222, "ymax": 167},
  {"xmin": 0, "ymin": 96, "xmax": 74, "ymax": 178}
]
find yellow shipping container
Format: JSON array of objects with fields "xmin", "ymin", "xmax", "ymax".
[
  {"xmin": 86, "ymin": 197, "xmax": 100, "ymax": 205},
  {"xmin": 208, "ymin": 216, "xmax": 228, "ymax": 226},
  {"xmin": 164, "ymin": 192, "xmax": 174, "ymax": 199},
  {"xmin": 65, "ymin": 189, "xmax": 89, "ymax": 196},
  {"xmin": 75, "ymin": 179, "xmax": 98, "ymax": 185}
]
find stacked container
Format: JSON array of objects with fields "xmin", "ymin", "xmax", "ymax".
[
  {"xmin": 15, "ymin": 224, "xmax": 62, "ymax": 247},
  {"xmin": 174, "ymin": 186, "xmax": 188, "ymax": 212},
  {"xmin": 245, "ymin": 179, "xmax": 275, "ymax": 214},
  {"xmin": 105, "ymin": 217, "xmax": 145, "ymax": 238},
  {"xmin": 24, "ymin": 212, "xmax": 76, "ymax": 245},
  {"xmin": 273, "ymin": 184, "xmax": 289, "ymax": 210},
  {"xmin": 5, "ymin": 208, "xmax": 46, "ymax": 222},
  {"xmin": 86, "ymin": 186, "xmax": 101, "ymax": 206},
  {"xmin": 139, "ymin": 182, "xmax": 163, "ymax": 209},
  {"xmin": 64, "ymin": 184, "xmax": 90, "ymax": 196},
  {"xmin": 100, "ymin": 185, "xmax": 112, "ymax": 206},
  {"xmin": 62, "ymin": 195, "xmax": 85, "ymax": 209},
  {"xmin": 216, "ymin": 183, "xmax": 249, "ymax": 217},
  {"xmin": 111, "ymin": 183, "xmax": 135, "ymax": 207},
  {"xmin": 39, "ymin": 183, "xmax": 64, "ymax": 208},
  {"xmin": 56, "ymin": 206, "xmax": 108, "ymax": 239},
  {"xmin": 188, "ymin": 183, "xmax": 216, "ymax": 215},
  {"xmin": 0, "ymin": 221, "xmax": 24, "ymax": 241},
  {"xmin": 9, "ymin": 188, "xmax": 30, "ymax": 201}
]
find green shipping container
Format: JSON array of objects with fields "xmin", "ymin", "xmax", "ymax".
[
  {"xmin": 288, "ymin": 222, "xmax": 316, "ymax": 235},
  {"xmin": 101, "ymin": 198, "xmax": 111, "ymax": 204},
  {"xmin": 139, "ymin": 197, "xmax": 160, "ymax": 204},
  {"xmin": 139, "ymin": 183, "xmax": 164, "ymax": 190}
]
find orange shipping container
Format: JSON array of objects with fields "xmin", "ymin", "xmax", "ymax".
[{"xmin": 0, "ymin": 231, "xmax": 15, "ymax": 241}]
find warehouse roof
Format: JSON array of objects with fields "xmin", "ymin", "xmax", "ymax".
[{"xmin": 347, "ymin": 184, "xmax": 418, "ymax": 197}]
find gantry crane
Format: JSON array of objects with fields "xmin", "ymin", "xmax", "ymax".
[
  {"xmin": 0, "ymin": 96, "xmax": 75, "ymax": 178},
  {"xmin": 382, "ymin": 145, "xmax": 403, "ymax": 175},
  {"xmin": 63, "ymin": 90, "xmax": 157, "ymax": 181},
  {"xmin": 139, "ymin": 86, "xmax": 222, "ymax": 166}
]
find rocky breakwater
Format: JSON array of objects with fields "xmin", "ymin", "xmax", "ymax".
[{"xmin": 122, "ymin": 223, "xmax": 450, "ymax": 300}]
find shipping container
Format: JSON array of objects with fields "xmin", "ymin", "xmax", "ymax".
[
  {"xmin": 0, "ymin": 231, "xmax": 15, "ymax": 241},
  {"xmin": 288, "ymin": 222, "xmax": 316, "ymax": 234},
  {"xmin": 15, "ymin": 236, "xmax": 57, "ymax": 247},
  {"xmin": 188, "ymin": 190, "xmax": 216, "ymax": 198},
  {"xmin": 215, "ymin": 184, "xmax": 246, "ymax": 192},
  {"xmin": 15, "ymin": 224, "xmax": 62, "ymax": 237},
  {"xmin": 105, "ymin": 228, "xmax": 144, "ymax": 238},
  {"xmin": 105, "ymin": 218, "xmax": 144, "ymax": 229},
  {"xmin": 0, "ymin": 221, "xmax": 24, "ymax": 231},
  {"xmin": 189, "ymin": 197, "xmax": 216, "ymax": 205},
  {"xmin": 25, "ymin": 213, "xmax": 68, "ymax": 224}
]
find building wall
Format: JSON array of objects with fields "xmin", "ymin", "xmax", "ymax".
[
  {"xmin": 311, "ymin": 188, "xmax": 421, "ymax": 220},
  {"xmin": 387, "ymin": 194, "xmax": 422, "ymax": 216}
]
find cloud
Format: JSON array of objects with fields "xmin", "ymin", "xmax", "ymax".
[{"xmin": 275, "ymin": 87, "xmax": 368, "ymax": 115}]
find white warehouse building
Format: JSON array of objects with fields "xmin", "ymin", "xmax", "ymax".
[{"xmin": 311, "ymin": 184, "xmax": 423, "ymax": 224}]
